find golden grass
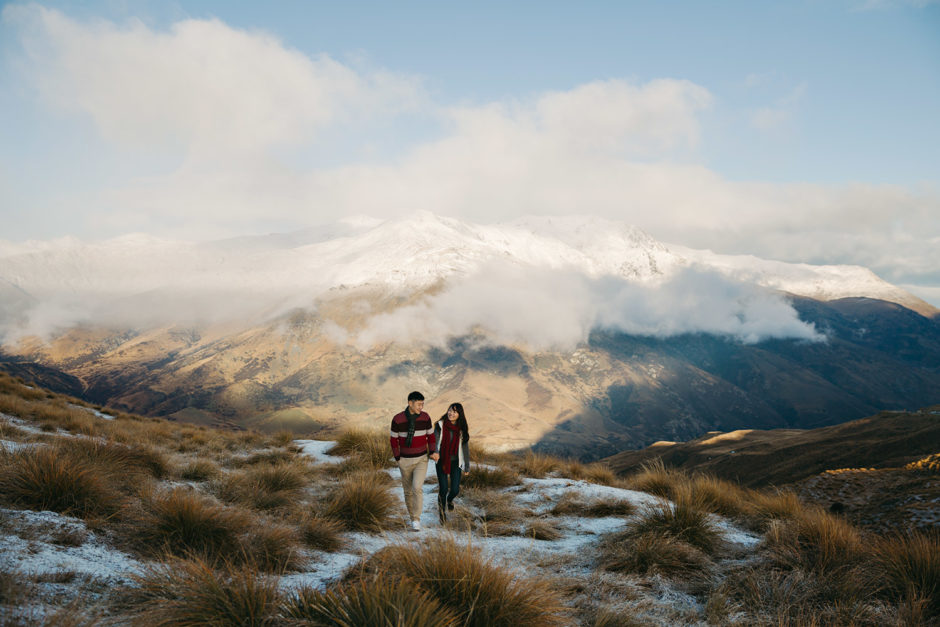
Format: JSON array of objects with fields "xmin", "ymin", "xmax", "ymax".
[
  {"xmin": 124, "ymin": 487, "xmax": 251, "ymax": 563},
  {"xmin": 625, "ymin": 458, "xmax": 684, "ymax": 498},
  {"xmin": 327, "ymin": 427, "xmax": 394, "ymax": 469},
  {"xmin": 323, "ymin": 472, "xmax": 396, "ymax": 532},
  {"xmin": 517, "ymin": 450, "xmax": 562, "ymax": 478},
  {"xmin": 0, "ymin": 445, "xmax": 124, "ymax": 518},
  {"xmin": 282, "ymin": 578, "xmax": 458, "ymax": 627},
  {"xmin": 128, "ymin": 556, "xmax": 280, "ymax": 626},
  {"xmin": 179, "ymin": 459, "xmax": 221, "ymax": 482},
  {"xmin": 462, "ymin": 464, "xmax": 522, "ymax": 490},
  {"xmin": 873, "ymin": 531, "xmax": 940, "ymax": 620},
  {"xmin": 353, "ymin": 535, "xmax": 568, "ymax": 626},
  {"xmin": 550, "ymin": 491, "xmax": 636, "ymax": 518},
  {"xmin": 627, "ymin": 486, "xmax": 722, "ymax": 555},
  {"xmin": 763, "ymin": 506, "xmax": 864, "ymax": 575},
  {"xmin": 297, "ymin": 513, "xmax": 345, "ymax": 552},
  {"xmin": 525, "ymin": 519, "xmax": 564, "ymax": 541},
  {"xmin": 600, "ymin": 530, "xmax": 711, "ymax": 578},
  {"xmin": 562, "ymin": 460, "xmax": 618, "ymax": 486}
]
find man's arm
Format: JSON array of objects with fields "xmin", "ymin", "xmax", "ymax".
[{"xmin": 389, "ymin": 416, "xmax": 401, "ymax": 461}]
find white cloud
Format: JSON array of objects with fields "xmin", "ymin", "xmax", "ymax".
[
  {"xmin": 749, "ymin": 83, "xmax": 807, "ymax": 131},
  {"xmin": 353, "ymin": 263, "xmax": 822, "ymax": 350},
  {"xmin": 4, "ymin": 4, "xmax": 423, "ymax": 159}
]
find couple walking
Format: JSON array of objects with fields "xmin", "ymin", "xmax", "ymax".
[{"xmin": 389, "ymin": 391, "xmax": 470, "ymax": 531}]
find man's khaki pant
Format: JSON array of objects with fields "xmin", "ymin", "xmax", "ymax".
[{"xmin": 398, "ymin": 455, "xmax": 429, "ymax": 522}]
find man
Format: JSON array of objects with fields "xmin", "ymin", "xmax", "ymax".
[{"xmin": 389, "ymin": 391, "xmax": 438, "ymax": 531}]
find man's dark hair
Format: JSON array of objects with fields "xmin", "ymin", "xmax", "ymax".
[{"xmin": 407, "ymin": 391, "xmax": 424, "ymax": 402}]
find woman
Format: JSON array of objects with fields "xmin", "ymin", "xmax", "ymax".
[{"xmin": 433, "ymin": 402, "xmax": 470, "ymax": 523}]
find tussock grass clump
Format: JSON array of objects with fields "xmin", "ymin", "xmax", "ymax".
[
  {"xmin": 628, "ymin": 488, "xmax": 721, "ymax": 555},
  {"xmin": 354, "ymin": 535, "xmax": 567, "ymax": 626},
  {"xmin": 740, "ymin": 487, "xmax": 805, "ymax": 531},
  {"xmin": 179, "ymin": 459, "xmax": 221, "ymax": 482},
  {"xmin": 63, "ymin": 437, "xmax": 170, "ymax": 481},
  {"xmin": 211, "ymin": 461, "xmax": 309, "ymax": 511},
  {"xmin": 282, "ymin": 578, "xmax": 457, "ymax": 627},
  {"xmin": 128, "ymin": 556, "xmax": 280, "ymax": 627},
  {"xmin": 466, "ymin": 489, "xmax": 530, "ymax": 537},
  {"xmin": 241, "ymin": 522, "xmax": 305, "ymax": 572},
  {"xmin": 764, "ymin": 507, "xmax": 864, "ymax": 575},
  {"xmin": 551, "ymin": 491, "xmax": 636, "ymax": 518},
  {"xmin": 471, "ymin": 443, "xmax": 517, "ymax": 466},
  {"xmin": 327, "ymin": 427, "xmax": 393, "ymax": 469},
  {"xmin": 517, "ymin": 450, "xmax": 561, "ymax": 478},
  {"xmin": 525, "ymin": 519, "xmax": 564, "ymax": 541},
  {"xmin": 562, "ymin": 460, "xmax": 618, "ymax": 486},
  {"xmin": 873, "ymin": 531, "xmax": 940, "ymax": 620},
  {"xmin": 298, "ymin": 514, "xmax": 345, "ymax": 552},
  {"xmin": 625, "ymin": 458, "xmax": 684, "ymax": 498},
  {"xmin": 323, "ymin": 473, "xmax": 396, "ymax": 532},
  {"xmin": 600, "ymin": 530, "xmax": 711, "ymax": 578},
  {"xmin": 127, "ymin": 487, "xmax": 250, "ymax": 563},
  {"xmin": 688, "ymin": 473, "xmax": 750, "ymax": 518},
  {"xmin": 0, "ymin": 567, "xmax": 26, "ymax": 606},
  {"xmin": 462, "ymin": 465, "xmax": 521, "ymax": 490},
  {"xmin": 0, "ymin": 445, "xmax": 123, "ymax": 518}
]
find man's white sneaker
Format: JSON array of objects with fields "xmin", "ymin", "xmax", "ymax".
[{"xmin": 411, "ymin": 519, "xmax": 421, "ymax": 532}]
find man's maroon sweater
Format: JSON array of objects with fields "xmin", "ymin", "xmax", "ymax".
[{"xmin": 389, "ymin": 410, "xmax": 435, "ymax": 461}]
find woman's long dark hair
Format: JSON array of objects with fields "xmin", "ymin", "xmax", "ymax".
[{"xmin": 439, "ymin": 402, "xmax": 469, "ymax": 442}]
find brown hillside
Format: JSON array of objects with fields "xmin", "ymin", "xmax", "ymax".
[{"xmin": 603, "ymin": 406, "xmax": 940, "ymax": 488}]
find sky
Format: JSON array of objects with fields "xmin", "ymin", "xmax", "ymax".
[{"xmin": 1, "ymin": 0, "xmax": 939, "ymax": 306}]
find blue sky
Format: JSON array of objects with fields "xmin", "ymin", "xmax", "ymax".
[{"xmin": 1, "ymin": 0, "xmax": 939, "ymax": 303}]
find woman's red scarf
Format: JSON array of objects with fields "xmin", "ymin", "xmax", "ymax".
[{"xmin": 440, "ymin": 420, "xmax": 463, "ymax": 474}]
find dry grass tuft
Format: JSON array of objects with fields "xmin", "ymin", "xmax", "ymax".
[
  {"xmin": 525, "ymin": 519, "xmax": 564, "ymax": 541},
  {"xmin": 551, "ymin": 491, "xmax": 636, "ymax": 518},
  {"xmin": 323, "ymin": 472, "xmax": 396, "ymax": 532},
  {"xmin": 297, "ymin": 514, "xmax": 345, "ymax": 553},
  {"xmin": 687, "ymin": 473, "xmax": 750, "ymax": 518},
  {"xmin": 0, "ymin": 567, "xmax": 26, "ymax": 606},
  {"xmin": 241, "ymin": 522, "xmax": 306, "ymax": 572},
  {"xmin": 128, "ymin": 556, "xmax": 280, "ymax": 626},
  {"xmin": 600, "ymin": 530, "xmax": 712, "ymax": 578},
  {"xmin": 628, "ymin": 487, "xmax": 721, "ymax": 555},
  {"xmin": 210, "ymin": 461, "xmax": 309, "ymax": 511},
  {"xmin": 354, "ymin": 535, "xmax": 568, "ymax": 626},
  {"xmin": 126, "ymin": 487, "xmax": 251, "ymax": 563},
  {"xmin": 763, "ymin": 506, "xmax": 864, "ymax": 575},
  {"xmin": 625, "ymin": 458, "xmax": 684, "ymax": 498},
  {"xmin": 0, "ymin": 445, "xmax": 124, "ymax": 518},
  {"xmin": 282, "ymin": 578, "xmax": 457, "ymax": 627},
  {"xmin": 562, "ymin": 460, "xmax": 618, "ymax": 486},
  {"xmin": 462, "ymin": 464, "xmax": 521, "ymax": 490},
  {"xmin": 327, "ymin": 427, "xmax": 394, "ymax": 469},
  {"xmin": 517, "ymin": 450, "xmax": 561, "ymax": 478},
  {"xmin": 873, "ymin": 531, "xmax": 940, "ymax": 620},
  {"xmin": 740, "ymin": 487, "xmax": 805, "ymax": 531},
  {"xmin": 179, "ymin": 459, "xmax": 221, "ymax": 482}
]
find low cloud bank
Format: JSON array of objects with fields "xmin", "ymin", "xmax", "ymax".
[{"xmin": 352, "ymin": 264, "xmax": 823, "ymax": 350}]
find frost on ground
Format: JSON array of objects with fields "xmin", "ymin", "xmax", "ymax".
[{"xmin": 1, "ymin": 436, "xmax": 762, "ymax": 626}]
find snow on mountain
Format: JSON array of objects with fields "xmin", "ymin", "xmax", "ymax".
[{"xmin": 0, "ymin": 212, "xmax": 932, "ymax": 338}]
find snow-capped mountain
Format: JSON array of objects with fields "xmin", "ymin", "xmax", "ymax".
[{"xmin": 0, "ymin": 212, "xmax": 933, "ymax": 333}]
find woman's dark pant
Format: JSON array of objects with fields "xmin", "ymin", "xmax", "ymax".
[{"xmin": 435, "ymin": 459, "xmax": 462, "ymax": 509}]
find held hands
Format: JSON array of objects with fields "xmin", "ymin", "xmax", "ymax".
[{"xmin": 429, "ymin": 453, "xmax": 440, "ymax": 462}]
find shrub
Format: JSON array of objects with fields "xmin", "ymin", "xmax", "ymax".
[
  {"xmin": 129, "ymin": 556, "xmax": 280, "ymax": 626},
  {"xmin": 282, "ymin": 578, "xmax": 457, "ymax": 627},
  {"xmin": 873, "ymin": 531, "xmax": 940, "ymax": 620},
  {"xmin": 323, "ymin": 473, "xmax": 396, "ymax": 532},
  {"xmin": 355, "ymin": 535, "xmax": 567, "ymax": 626},
  {"xmin": 127, "ymin": 487, "xmax": 250, "ymax": 563},
  {"xmin": 0, "ymin": 445, "xmax": 123, "ymax": 518}
]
